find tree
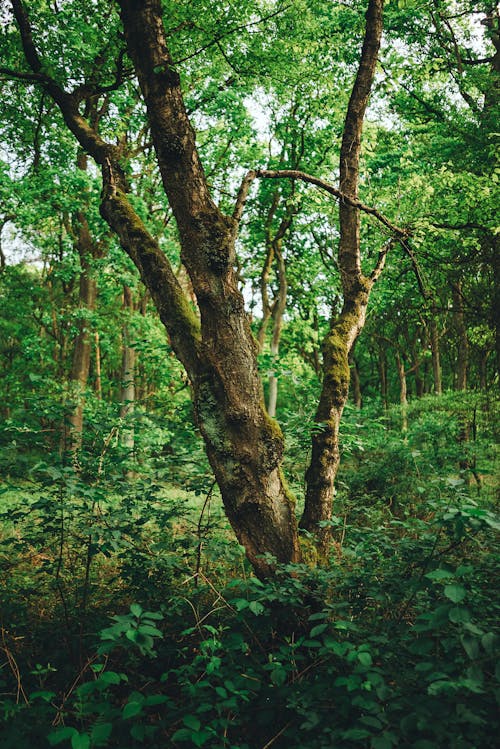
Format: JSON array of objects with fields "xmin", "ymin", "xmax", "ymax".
[{"xmin": 4, "ymin": 0, "xmax": 423, "ymax": 576}]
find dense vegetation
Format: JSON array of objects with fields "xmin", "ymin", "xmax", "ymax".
[{"xmin": 0, "ymin": 0, "xmax": 498, "ymax": 747}]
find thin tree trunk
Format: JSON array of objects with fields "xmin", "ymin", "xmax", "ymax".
[
  {"xmin": 120, "ymin": 285, "xmax": 136, "ymax": 455},
  {"xmin": 66, "ymin": 189, "xmax": 97, "ymax": 452},
  {"xmin": 257, "ymin": 192, "xmax": 280, "ymax": 351},
  {"xmin": 452, "ymin": 281, "xmax": 468, "ymax": 390},
  {"xmin": 300, "ymin": 0, "xmax": 385, "ymax": 552},
  {"xmin": 378, "ymin": 348, "xmax": 388, "ymax": 410},
  {"xmin": 350, "ymin": 355, "xmax": 362, "ymax": 409},
  {"xmin": 267, "ymin": 247, "xmax": 287, "ymax": 418},
  {"xmin": 94, "ymin": 331, "xmax": 102, "ymax": 400},
  {"xmin": 429, "ymin": 306, "xmax": 442, "ymax": 395},
  {"xmin": 395, "ymin": 352, "xmax": 408, "ymax": 432}
]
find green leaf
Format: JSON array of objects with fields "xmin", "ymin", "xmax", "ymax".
[
  {"xmin": 48, "ymin": 728, "xmax": 78, "ymax": 746},
  {"xmin": 357, "ymin": 651, "xmax": 373, "ymax": 667},
  {"xmin": 461, "ymin": 634, "xmax": 480, "ymax": 660},
  {"xmin": 183, "ymin": 715, "xmax": 201, "ymax": 732},
  {"xmin": 137, "ymin": 624, "xmax": 163, "ymax": 638},
  {"xmin": 122, "ymin": 701, "xmax": 143, "ymax": 719},
  {"xmin": 71, "ymin": 734, "xmax": 90, "ymax": 749},
  {"xmin": 172, "ymin": 729, "xmax": 193, "ymax": 742},
  {"xmin": 97, "ymin": 670, "xmax": 122, "ymax": 686},
  {"xmin": 270, "ymin": 666, "xmax": 287, "ymax": 686},
  {"xmin": 29, "ymin": 690, "xmax": 56, "ymax": 701},
  {"xmin": 481, "ymin": 632, "xmax": 496, "ymax": 654},
  {"xmin": 342, "ymin": 728, "xmax": 371, "ymax": 740},
  {"xmin": 425, "ymin": 569, "xmax": 453, "ymax": 581},
  {"xmin": 91, "ymin": 723, "xmax": 112, "ymax": 743},
  {"xmin": 444, "ymin": 584, "xmax": 466, "ymax": 603},
  {"xmin": 143, "ymin": 611, "xmax": 163, "ymax": 620},
  {"xmin": 249, "ymin": 600, "xmax": 264, "ymax": 615},
  {"xmin": 144, "ymin": 694, "xmax": 170, "ymax": 706},
  {"xmin": 448, "ymin": 606, "xmax": 471, "ymax": 624},
  {"xmin": 310, "ymin": 623, "xmax": 328, "ymax": 637},
  {"xmin": 130, "ymin": 603, "xmax": 143, "ymax": 617},
  {"xmin": 371, "ymin": 734, "xmax": 397, "ymax": 749}
]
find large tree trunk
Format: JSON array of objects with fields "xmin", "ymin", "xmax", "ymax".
[
  {"xmin": 300, "ymin": 0, "xmax": 384, "ymax": 551},
  {"xmin": 111, "ymin": 0, "xmax": 300, "ymax": 576}
]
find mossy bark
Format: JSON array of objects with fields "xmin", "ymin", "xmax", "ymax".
[{"xmin": 300, "ymin": 0, "xmax": 384, "ymax": 553}]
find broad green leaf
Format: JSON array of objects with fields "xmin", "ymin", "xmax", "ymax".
[
  {"xmin": 130, "ymin": 603, "xmax": 143, "ymax": 617},
  {"xmin": 444, "ymin": 584, "xmax": 466, "ymax": 603},
  {"xmin": 122, "ymin": 701, "xmax": 143, "ymax": 719},
  {"xmin": 71, "ymin": 734, "xmax": 90, "ymax": 749}
]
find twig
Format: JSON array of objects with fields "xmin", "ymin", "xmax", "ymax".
[
  {"xmin": 260, "ymin": 720, "xmax": 294, "ymax": 749},
  {"xmin": 1, "ymin": 628, "xmax": 29, "ymax": 704}
]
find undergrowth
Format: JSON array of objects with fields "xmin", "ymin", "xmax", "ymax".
[{"xmin": 0, "ymin": 392, "xmax": 498, "ymax": 748}]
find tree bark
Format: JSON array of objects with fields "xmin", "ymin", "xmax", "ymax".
[
  {"xmin": 94, "ymin": 331, "xmax": 102, "ymax": 400},
  {"xmin": 300, "ymin": 0, "xmax": 384, "ymax": 550}
]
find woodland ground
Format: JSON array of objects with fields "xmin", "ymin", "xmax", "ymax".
[{"xmin": 0, "ymin": 392, "xmax": 499, "ymax": 749}]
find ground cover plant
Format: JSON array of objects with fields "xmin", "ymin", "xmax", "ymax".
[{"xmin": 0, "ymin": 393, "xmax": 498, "ymax": 748}]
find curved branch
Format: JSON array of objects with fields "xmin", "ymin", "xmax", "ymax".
[{"xmin": 251, "ymin": 168, "xmax": 409, "ymax": 237}]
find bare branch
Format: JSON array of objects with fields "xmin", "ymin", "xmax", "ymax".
[
  {"xmin": 370, "ymin": 238, "xmax": 393, "ymax": 283},
  {"xmin": 232, "ymin": 169, "xmax": 257, "ymax": 229},
  {"xmin": 254, "ymin": 168, "xmax": 409, "ymax": 237},
  {"xmin": 0, "ymin": 66, "xmax": 44, "ymax": 83}
]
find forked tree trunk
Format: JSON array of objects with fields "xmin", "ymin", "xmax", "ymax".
[
  {"xmin": 300, "ymin": 0, "xmax": 385, "ymax": 551},
  {"xmin": 112, "ymin": 0, "xmax": 301, "ymax": 576}
]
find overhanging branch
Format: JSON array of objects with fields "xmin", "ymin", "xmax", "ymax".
[{"xmin": 233, "ymin": 168, "xmax": 410, "ymax": 239}]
